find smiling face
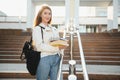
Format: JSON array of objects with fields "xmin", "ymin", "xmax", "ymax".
[
  {"xmin": 41, "ymin": 9, "xmax": 52, "ymax": 24},
  {"xmin": 34, "ymin": 5, "xmax": 52, "ymax": 27}
]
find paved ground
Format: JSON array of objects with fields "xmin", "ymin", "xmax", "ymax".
[{"xmin": 0, "ymin": 63, "xmax": 120, "ymax": 75}]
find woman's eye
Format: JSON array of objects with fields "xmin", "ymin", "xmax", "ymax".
[{"xmin": 49, "ymin": 13, "xmax": 51, "ymax": 15}]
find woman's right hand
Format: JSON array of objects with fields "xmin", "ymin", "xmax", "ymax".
[{"xmin": 59, "ymin": 45, "xmax": 67, "ymax": 50}]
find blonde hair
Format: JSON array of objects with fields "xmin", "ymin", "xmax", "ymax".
[{"xmin": 34, "ymin": 4, "xmax": 52, "ymax": 27}]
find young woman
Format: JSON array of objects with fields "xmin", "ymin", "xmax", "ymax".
[{"xmin": 32, "ymin": 4, "xmax": 65, "ymax": 80}]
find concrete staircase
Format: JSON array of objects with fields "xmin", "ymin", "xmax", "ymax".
[{"xmin": 0, "ymin": 29, "xmax": 120, "ymax": 80}]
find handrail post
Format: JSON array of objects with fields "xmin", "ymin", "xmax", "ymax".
[
  {"xmin": 68, "ymin": 60, "xmax": 77, "ymax": 80},
  {"xmin": 68, "ymin": 26, "xmax": 77, "ymax": 80}
]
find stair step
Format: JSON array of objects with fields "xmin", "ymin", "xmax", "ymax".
[{"xmin": 0, "ymin": 64, "xmax": 120, "ymax": 80}]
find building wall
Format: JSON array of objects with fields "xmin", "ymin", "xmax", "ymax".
[
  {"xmin": 0, "ymin": 22, "xmax": 26, "ymax": 30},
  {"xmin": 0, "ymin": 16, "xmax": 120, "ymax": 32}
]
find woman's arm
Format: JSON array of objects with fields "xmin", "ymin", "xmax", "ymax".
[{"xmin": 32, "ymin": 27, "xmax": 59, "ymax": 53}]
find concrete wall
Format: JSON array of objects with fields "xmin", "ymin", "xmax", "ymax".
[
  {"xmin": 0, "ymin": 22, "xmax": 26, "ymax": 30},
  {"xmin": 0, "ymin": 16, "xmax": 120, "ymax": 30}
]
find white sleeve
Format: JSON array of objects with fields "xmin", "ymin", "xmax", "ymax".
[
  {"xmin": 32, "ymin": 27, "xmax": 59, "ymax": 53},
  {"xmin": 36, "ymin": 43, "xmax": 59, "ymax": 53}
]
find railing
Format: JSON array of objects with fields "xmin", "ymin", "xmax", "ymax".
[
  {"xmin": 68, "ymin": 29, "xmax": 89, "ymax": 80},
  {"xmin": 68, "ymin": 30, "xmax": 77, "ymax": 80},
  {"xmin": 77, "ymin": 30, "xmax": 89, "ymax": 80},
  {"xmin": 0, "ymin": 16, "xmax": 26, "ymax": 22},
  {"xmin": 57, "ymin": 29, "xmax": 67, "ymax": 80},
  {"xmin": 57, "ymin": 50, "xmax": 64, "ymax": 80},
  {"xmin": 70, "ymin": 32, "xmax": 74, "ymax": 60},
  {"xmin": 57, "ymin": 27, "xmax": 89, "ymax": 80}
]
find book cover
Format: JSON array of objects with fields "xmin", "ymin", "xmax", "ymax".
[{"xmin": 50, "ymin": 40, "xmax": 69, "ymax": 47}]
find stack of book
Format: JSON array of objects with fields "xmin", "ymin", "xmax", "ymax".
[{"xmin": 50, "ymin": 39, "xmax": 69, "ymax": 47}]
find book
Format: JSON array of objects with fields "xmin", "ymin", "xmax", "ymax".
[{"xmin": 50, "ymin": 40, "xmax": 69, "ymax": 47}]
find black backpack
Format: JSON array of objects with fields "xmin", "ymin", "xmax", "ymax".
[{"xmin": 20, "ymin": 26, "xmax": 44, "ymax": 75}]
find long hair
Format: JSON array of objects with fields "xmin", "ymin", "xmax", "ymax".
[{"xmin": 34, "ymin": 5, "xmax": 52, "ymax": 27}]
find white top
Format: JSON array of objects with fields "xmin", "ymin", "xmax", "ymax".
[{"xmin": 32, "ymin": 23, "xmax": 60, "ymax": 58}]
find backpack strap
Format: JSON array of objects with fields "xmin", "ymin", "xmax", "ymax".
[
  {"xmin": 39, "ymin": 26, "xmax": 44, "ymax": 43},
  {"xmin": 20, "ymin": 50, "xmax": 24, "ymax": 61}
]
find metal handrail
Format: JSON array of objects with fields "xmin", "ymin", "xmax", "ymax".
[
  {"xmin": 70, "ymin": 32, "xmax": 74, "ymax": 60},
  {"xmin": 57, "ymin": 50, "xmax": 64, "ymax": 80},
  {"xmin": 77, "ymin": 30, "xmax": 89, "ymax": 80},
  {"xmin": 57, "ymin": 29, "xmax": 66, "ymax": 80}
]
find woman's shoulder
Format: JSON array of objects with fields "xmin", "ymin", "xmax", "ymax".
[
  {"xmin": 33, "ymin": 26, "xmax": 40, "ymax": 30},
  {"xmin": 32, "ymin": 26, "xmax": 41, "ymax": 33}
]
